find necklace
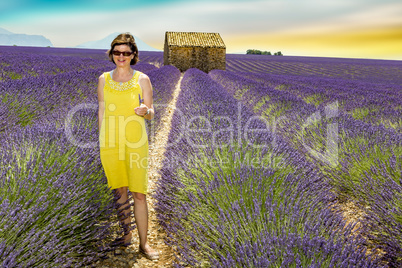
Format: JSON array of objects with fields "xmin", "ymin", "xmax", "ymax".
[{"xmin": 108, "ymin": 71, "xmax": 137, "ymax": 92}]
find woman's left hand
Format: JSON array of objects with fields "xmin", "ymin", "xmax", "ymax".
[{"xmin": 134, "ymin": 103, "xmax": 149, "ymax": 116}]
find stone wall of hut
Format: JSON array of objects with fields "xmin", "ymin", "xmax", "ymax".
[{"xmin": 164, "ymin": 46, "xmax": 226, "ymax": 73}]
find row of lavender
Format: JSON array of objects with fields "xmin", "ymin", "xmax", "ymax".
[
  {"xmin": 4, "ymin": 47, "xmax": 394, "ymax": 83},
  {"xmin": 0, "ymin": 46, "xmax": 163, "ymax": 81},
  {"xmin": 7, "ymin": 47, "xmax": 398, "ymax": 84},
  {"xmin": 0, "ymin": 47, "xmax": 180, "ymax": 267},
  {"xmin": 225, "ymin": 54, "xmax": 402, "ymax": 84},
  {"xmin": 233, "ymin": 71, "xmax": 402, "ymax": 133},
  {"xmin": 155, "ymin": 68, "xmax": 382, "ymax": 267},
  {"xmin": 209, "ymin": 68, "xmax": 402, "ymax": 266}
]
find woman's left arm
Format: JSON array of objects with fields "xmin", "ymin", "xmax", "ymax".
[{"xmin": 136, "ymin": 73, "xmax": 154, "ymax": 120}]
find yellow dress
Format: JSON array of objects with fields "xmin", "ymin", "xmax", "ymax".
[{"xmin": 99, "ymin": 70, "xmax": 149, "ymax": 194}]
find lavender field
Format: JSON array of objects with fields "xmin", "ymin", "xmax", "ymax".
[{"xmin": 0, "ymin": 45, "xmax": 401, "ymax": 267}]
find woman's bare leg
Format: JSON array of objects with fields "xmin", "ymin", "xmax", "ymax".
[
  {"xmin": 132, "ymin": 192, "xmax": 158, "ymax": 256},
  {"xmin": 115, "ymin": 187, "xmax": 132, "ymax": 244}
]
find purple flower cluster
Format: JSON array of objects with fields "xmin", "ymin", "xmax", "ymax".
[{"xmin": 154, "ymin": 68, "xmax": 382, "ymax": 267}]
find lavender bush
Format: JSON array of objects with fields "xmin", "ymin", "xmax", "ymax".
[{"xmin": 0, "ymin": 124, "xmax": 115, "ymax": 267}]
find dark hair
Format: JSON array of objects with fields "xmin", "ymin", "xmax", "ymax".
[{"xmin": 107, "ymin": 33, "xmax": 139, "ymax": 65}]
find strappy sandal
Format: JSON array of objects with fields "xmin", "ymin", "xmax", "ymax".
[{"xmin": 139, "ymin": 246, "xmax": 159, "ymax": 260}]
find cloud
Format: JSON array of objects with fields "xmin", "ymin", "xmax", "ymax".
[{"xmin": 277, "ymin": 2, "xmax": 402, "ymax": 34}]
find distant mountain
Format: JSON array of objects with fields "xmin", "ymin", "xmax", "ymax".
[
  {"xmin": 75, "ymin": 32, "xmax": 160, "ymax": 51},
  {"xmin": 0, "ymin": 27, "xmax": 53, "ymax": 47},
  {"xmin": 0, "ymin": 28, "xmax": 14, "ymax": 35}
]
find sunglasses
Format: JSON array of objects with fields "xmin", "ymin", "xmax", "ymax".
[{"xmin": 112, "ymin": 50, "xmax": 133, "ymax": 56}]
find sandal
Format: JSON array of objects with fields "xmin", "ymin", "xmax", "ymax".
[{"xmin": 139, "ymin": 246, "xmax": 159, "ymax": 260}]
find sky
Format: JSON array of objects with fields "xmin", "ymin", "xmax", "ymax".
[{"xmin": 0, "ymin": 0, "xmax": 401, "ymax": 59}]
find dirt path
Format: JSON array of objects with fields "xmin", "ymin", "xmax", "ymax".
[
  {"xmin": 94, "ymin": 75, "xmax": 183, "ymax": 268},
  {"xmin": 338, "ymin": 200, "xmax": 387, "ymax": 266}
]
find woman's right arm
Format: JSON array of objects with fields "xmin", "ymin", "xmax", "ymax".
[{"xmin": 97, "ymin": 74, "xmax": 105, "ymax": 133}]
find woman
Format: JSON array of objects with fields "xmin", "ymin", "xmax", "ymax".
[{"xmin": 97, "ymin": 33, "xmax": 158, "ymax": 260}]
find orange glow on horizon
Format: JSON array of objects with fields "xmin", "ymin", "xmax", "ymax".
[{"xmin": 223, "ymin": 26, "xmax": 402, "ymax": 60}]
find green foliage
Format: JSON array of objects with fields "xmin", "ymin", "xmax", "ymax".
[
  {"xmin": 247, "ymin": 49, "xmax": 283, "ymax": 56},
  {"xmin": 7, "ymin": 71, "xmax": 23, "ymax": 80},
  {"xmin": 351, "ymin": 107, "xmax": 372, "ymax": 120},
  {"xmin": 1, "ymin": 92, "xmax": 43, "ymax": 127},
  {"xmin": 323, "ymin": 131, "xmax": 402, "ymax": 200}
]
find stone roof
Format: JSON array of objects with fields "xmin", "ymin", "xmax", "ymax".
[{"xmin": 165, "ymin": 31, "xmax": 226, "ymax": 48}]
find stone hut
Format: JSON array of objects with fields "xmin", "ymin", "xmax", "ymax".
[{"xmin": 164, "ymin": 31, "xmax": 226, "ymax": 73}]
